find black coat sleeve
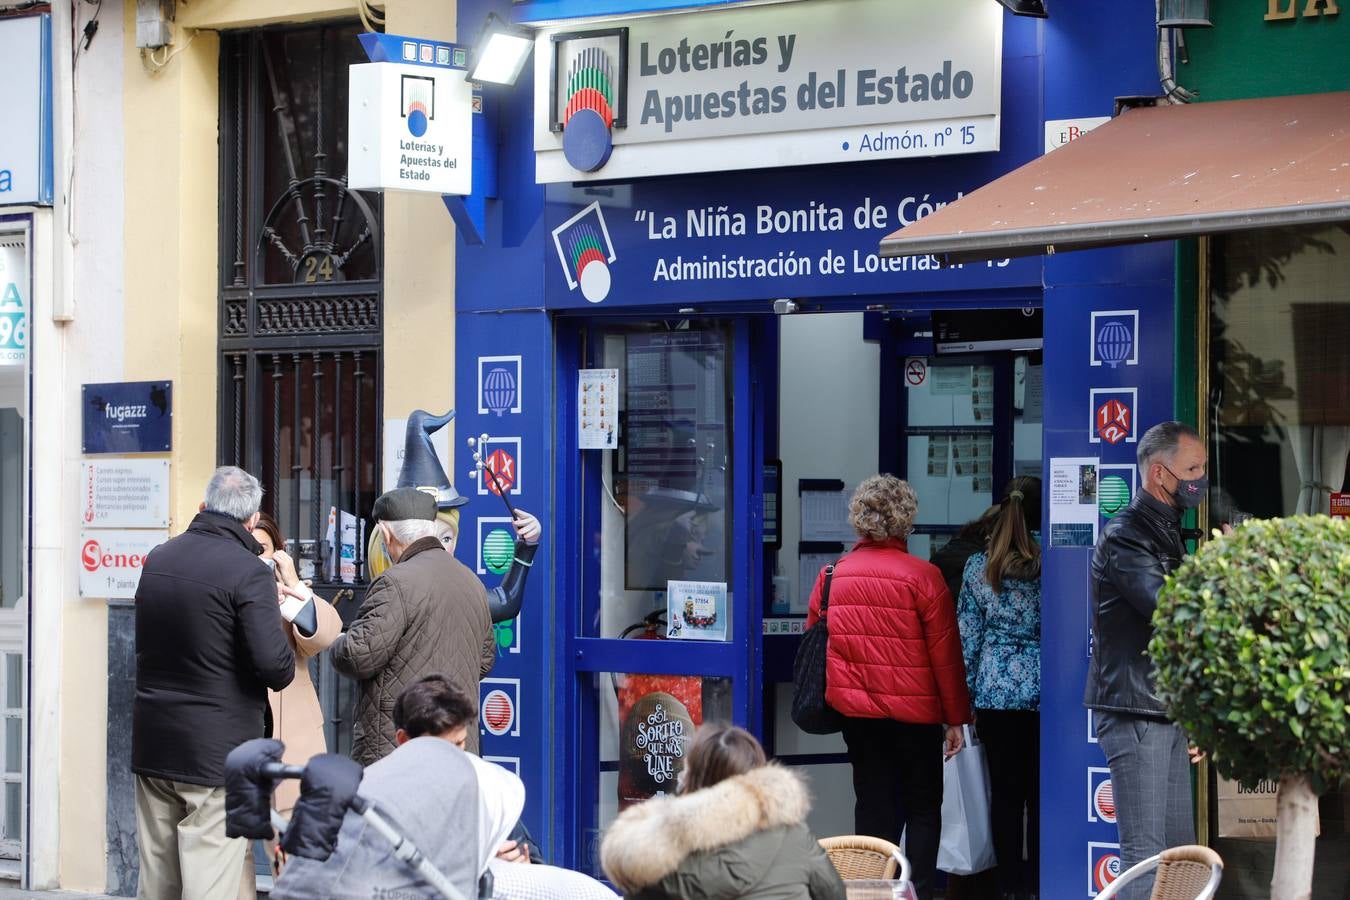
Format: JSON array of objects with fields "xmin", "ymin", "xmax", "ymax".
[
  {"xmin": 1103, "ymin": 531, "xmax": 1169, "ymax": 618},
  {"xmin": 235, "ymin": 563, "xmax": 297, "ymax": 691}
]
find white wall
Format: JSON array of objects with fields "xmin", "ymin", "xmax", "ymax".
[{"xmin": 774, "ymin": 312, "xmax": 879, "ymax": 837}]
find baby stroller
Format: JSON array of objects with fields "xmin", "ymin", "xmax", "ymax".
[{"xmin": 225, "ymin": 738, "xmax": 489, "ymax": 900}]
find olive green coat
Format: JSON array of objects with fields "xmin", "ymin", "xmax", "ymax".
[{"xmin": 601, "ymin": 765, "xmax": 846, "ymax": 900}]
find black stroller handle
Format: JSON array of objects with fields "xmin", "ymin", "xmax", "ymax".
[{"xmin": 260, "ymin": 762, "xmax": 307, "ymax": 781}]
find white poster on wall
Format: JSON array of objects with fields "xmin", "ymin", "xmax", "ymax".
[
  {"xmin": 79, "ymin": 530, "xmax": 168, "ymax": 599},
  {"xmin": 1049, "ymin": 457, "xmax": 1100, "ymax": 548},
  {"xmin": 81, "ymin": 459, "xmax": 170, "ymax": 529}
]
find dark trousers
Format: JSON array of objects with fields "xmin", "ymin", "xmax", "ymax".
[
  {"xmin": 841, "ymin": 717, "xmax": 944, "ymax": 900},
  {"xmin": 979, "ymin": 709, "xmax": 1039, "ymax": 897}
]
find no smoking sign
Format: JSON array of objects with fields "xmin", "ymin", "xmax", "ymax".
[{"xmin": 905, "ymin": 357, "xmax": 928, "ymax": 388}]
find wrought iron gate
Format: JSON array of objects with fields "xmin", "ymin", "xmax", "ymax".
[{"xmin": 218, "ymin": 23, "xmax": 381, "ymax": 757}]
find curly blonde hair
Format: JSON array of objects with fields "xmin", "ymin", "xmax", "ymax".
[{"xmin": 848, "ymin": 474, "xmax": 918, "ymax": 541}]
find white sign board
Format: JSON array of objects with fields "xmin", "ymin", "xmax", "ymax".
[
  {"xmin": 1049, "ymin": 457, "xmax": 1100, "ymax": 548},
  {"xmin": 382, "ymin": 418, "xmax": 453, "ymax": 493},
  {"xmin": 348, "ymin": 59, "xmax": 473, "ymax": 195},
  {"xmin": 80, "ymin": 459, "xmax": 170, "ymax": 528},
  {"xmin": 79, "ymin": 529, "xmax": 167, "ymax": 599},
  {"xmin": 534, "ymin": 0, "xmax": 1002, "ymax": 182},
  {"xmin": 0, "ymin": 15, "xmax": 52, "ymax": 206},
  {"xmin": 0, "ymin": 240, "xmax": 27, "ymax": 366},
  {"xmin": 1044, "ymin": 116, "xmax": 1110, "ymax": 154},
  {"xmin": 578, "ymin": 368, "xmax": 618, "ymax": 450}
]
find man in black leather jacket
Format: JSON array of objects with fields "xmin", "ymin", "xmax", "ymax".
[{"xmin": 1085, "ymin": 421, "xmax": 1215, "ymax": 900}]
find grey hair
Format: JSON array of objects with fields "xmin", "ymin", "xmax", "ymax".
[
  {"xmin": 383, "ymin": 519, "xmax": 437, "ymax": 545},
  {"xmin": 203, "ymin": 466, "xmax": 264, "ymax": 522},
  {"xmin": 1137, "ymin": 421, "xmax": 1201, "ymax": 470}
]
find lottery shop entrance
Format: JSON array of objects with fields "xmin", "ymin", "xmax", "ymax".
[{"xmin": 553, "ymin": 303, "xmax": 1044, "ymax": 875}]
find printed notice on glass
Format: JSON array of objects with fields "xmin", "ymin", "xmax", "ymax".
[
  {"xmin": 801, "ymin": 488, "xmax": 855, "ymax": 543},
  {"xmin": 578, "ymin": 368, "xmax": 619, "ymax": 450},
  {"xmin": 930, "ymin": 366, "xmax": 973, "ymax": 396},
  {"xmin": 666, "ymin": 580, "xmax": 728, "ymax": 642},
  {"xmin": 1049, "ymin": 457, "xmax": 1100, "ymax": 547}
]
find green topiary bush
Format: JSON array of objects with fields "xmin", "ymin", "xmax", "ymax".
[{"xmin": 1151, "ymin": 515, "xmax": 1349, "ymax": 900}]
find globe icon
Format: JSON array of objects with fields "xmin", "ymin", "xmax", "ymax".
[
  {"xmin": 1099, "ymin": 475, "xmax": 1131, "ymax": 517},
  {"xmin": 1096, "ymin": 321, "xmax": 1133, "ymax": 368},
  {"xmin": 482, "ymin": 527, "xmax": 515, "ymax": 574},
  {"xmin": 483, "ymin": 367, "xmax": 517, "ymax": 417}
]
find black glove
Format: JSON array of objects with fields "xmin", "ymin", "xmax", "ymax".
[
  {"xmin": 225, "ymin": 738, "xmax": 285, "ymax": 840},
  {"xmin": 280, "ymin": 753, "xmax": 364, "ymax": 861}
]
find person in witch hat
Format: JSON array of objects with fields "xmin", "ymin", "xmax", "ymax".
[{"xmin": 333, "ymin": 410, "xmax": 540, "ymax": 764}]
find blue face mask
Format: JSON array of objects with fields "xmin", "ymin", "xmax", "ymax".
[{"xmin": 1163, "ymin": 465, "xmax": 1208, "ymax": 509}]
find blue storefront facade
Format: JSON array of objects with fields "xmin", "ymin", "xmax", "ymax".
[{"xmin": 449, "ymin": 1, "xmax": 1181, "ymax": 895}]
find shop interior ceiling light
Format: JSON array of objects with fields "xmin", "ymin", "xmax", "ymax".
[
  {"xmin": 995, "ymin": 0, "xmax": 1049, "ymax": 17},
  {"xmin": 1157, "ymin": 0, "xmax": 1212, "ymax": 27},
  {"xmin": 469, "ymin": 12, "xmax": 534, "ymax": 86}
]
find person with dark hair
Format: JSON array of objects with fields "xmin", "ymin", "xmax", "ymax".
[
  {"xmin": 805, "ymin": 475, "xmax": 971, "ymax": 900},
  {"xmin": 1086, "ymin": 421, "xmax": 1218, "ymax": 900},
  {"xmin": 957, "ymin": 476, "xmax": 1042, "ymax": 900},
  {"xmin": 601, "ymin": 723, "xmax": 844, "ymax": 900},
  {"xmin": 931, "ymin": 505, "xmax": 999, "ymax": 602}
]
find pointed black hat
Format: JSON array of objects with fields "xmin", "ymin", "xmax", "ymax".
[{"xmin": 395, "ymin": 409, "xmax": 468, "ymax": 509}]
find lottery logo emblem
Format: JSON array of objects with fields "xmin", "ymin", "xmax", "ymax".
[
  {"xmin": 553, "ymin": 201, "xmax": 617, "ymax": 304},
  {"xmin": 1089, "ymin": 843, "xmax": 1122, "ymax": 896},
  {"xmin": 1090, "ymin": 388, "xmax": 1138, "ymax": 445},
  {"xmin": 482, "ymin": 528, "xmax": 515, "ymax": 575},
  {"xmin": 478, "ymin": 356, "xmax": 522, "ymax": 417},
  {"xmin": 401, "ymin": 74, "xmax": 435, "ymax": 138},
  {"xmin": 1098, "ymin": 475, "xmax": 1131, "ymax": 517},
  {"xmin": 562, "ymin": 46, "xmax": 618, "ymax": 172},
  {"xmin": 480, "ymin": 678, "xmax": 521, "ymax": 737},
  {"xmin": 476, "ymin": 437, "xmax": 522, "ymax": 497},
  {"xmin": 1090, "ymin": 310, "xmax": 1139, "ymax": 368},
  {"xmin": 1088, "ymin": 768, "xmax": 1116, "ymax": 823}
]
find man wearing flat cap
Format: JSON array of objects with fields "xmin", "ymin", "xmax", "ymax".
[{"xmin": 332, "ymin": 481, "xmax": 539, "ymax": 765}]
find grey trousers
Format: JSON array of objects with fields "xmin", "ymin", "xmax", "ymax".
[{"xmin": 1095, "ymin": 712, "xmax": 1196, "ymax": 900}]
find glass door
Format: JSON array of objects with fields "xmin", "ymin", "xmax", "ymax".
[{"xmin": 556, "ymin": 318, "xmax": 760, "ymax": 877}]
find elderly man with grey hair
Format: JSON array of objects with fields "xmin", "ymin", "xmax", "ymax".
[
  {"xmin": 332, "ymin": 487, "xmax": 539, "ymax": 765},
  {"xmin": 1085, "ymin": 421, "xmax": 1225, "ymax": 900},
  {"xmin": 132, "ymin": 466, "xmax": 296, "ymax": 900}
]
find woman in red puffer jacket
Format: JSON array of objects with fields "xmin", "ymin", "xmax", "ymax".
[{"xmin": 806, "ymin": 474, "xmax": 973, "ymax": 900}]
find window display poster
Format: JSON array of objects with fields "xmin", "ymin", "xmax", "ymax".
[
  {"xmin": 578, "ymin": 368, "xmax": 619, "ymax": 450},
  {"xmin": 800, "ymin": 486, "xmax": 855, "ymax": 543},
  {"xmin": 1049, "ymin": 457, "xmax": 1100, "ymax": 547},
  {"xmin": 665, "ymin": 579, "xmax": 728, "ymax": 641},
  {"xmin": 931, "ymin": 365, "xmax": 973, "ymax": 396}
]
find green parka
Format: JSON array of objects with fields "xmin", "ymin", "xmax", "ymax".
[{"xmin": 601, "ymin": 764, "xmax": 846, "ymax": 900}]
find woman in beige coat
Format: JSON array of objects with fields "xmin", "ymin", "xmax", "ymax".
[{"xmin": 250, "ymin": 514, "xmax": 342, "ymax": 877}]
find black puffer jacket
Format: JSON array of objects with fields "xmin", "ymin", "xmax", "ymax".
[
  {"xmin": 1084, "ymin": 492, "xmax": 1185, "ymax": 717},
  {"xmin": 133, "ymin": 512, "xmax": 296, "ymax": 786}
]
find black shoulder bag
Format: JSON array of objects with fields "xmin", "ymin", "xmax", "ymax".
[{"xmin": 791, "ymin": 564, "xmax": 844, "ymax": 735}]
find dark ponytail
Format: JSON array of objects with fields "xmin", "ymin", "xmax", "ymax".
[{"xmin": 984, "ymin": 476, "xmax": 1042, "ymax": 592}]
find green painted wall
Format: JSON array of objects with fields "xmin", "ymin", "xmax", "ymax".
[{"xmin": 1180, "ymin": 0, "xmax": 1350, "ymax": 100}]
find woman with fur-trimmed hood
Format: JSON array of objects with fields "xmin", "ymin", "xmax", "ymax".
[{"xmin": 601, "ymin": 724, "xmax": 845, "ymax": 900}]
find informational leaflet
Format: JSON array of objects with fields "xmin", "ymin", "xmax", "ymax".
[
  {"xmin": 325, "ymin": 508, "xmax": 364, "ymax": 584},
  {"xmin": 578, "ymin": 368, "xmax": 619, "ymax": 450},
  {"xmin": 1023, "ymin": 365, "xmax": 1044, "ymax": 424},
  {"xmin": 666, "ymin": 580, "xmax": 728, "ymax": 641},
  {"xmin": 1049, "ymin": 457, "xmax": 1101, "ymax": 547},
  {"xmin": 800, "ymin": 489, "xmax": 855, "ymax": 542},
  {"xmin": 80, "ymin": 459, "xmax": 170, "ymax": 529},
  {"xmin": 930, "ymin": 365, "xmax": 973, "ymax": 396}
]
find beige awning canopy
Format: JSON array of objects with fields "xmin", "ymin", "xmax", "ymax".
[{"xmin": 879, "ymin": 91, "xmax": 1350, "ymax": 264}]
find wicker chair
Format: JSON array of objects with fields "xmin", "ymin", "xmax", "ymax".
[
  {"xmin": 818, "ymin": 836, "xmax": 911, "ymax": 883},
  {"xmin": 1096, "ymin": 845, "xmax": 1224, "ymax": 900}
]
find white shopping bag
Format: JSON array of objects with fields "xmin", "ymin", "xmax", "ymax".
[{"xmin": 937, "ymin": 724, "xmax": 997, "ymax": 875}]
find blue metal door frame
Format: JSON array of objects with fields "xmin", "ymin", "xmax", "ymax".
[{"xmin": 551, "ymin": 313, "xmax": 763, "ymax": 873}]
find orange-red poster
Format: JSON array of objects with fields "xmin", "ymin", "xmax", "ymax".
[
  {"xmin": 1331, "ymin": 492, "xmax": 1349, "ymax": 520},
  {"xmin": 616, "ymin": 675, "xmax": 703, "ymax": 810}
]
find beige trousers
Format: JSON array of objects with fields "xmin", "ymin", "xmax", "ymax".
[{"xmin": 134, "ymin": 775, "xmax": 249, "ymax": 900}]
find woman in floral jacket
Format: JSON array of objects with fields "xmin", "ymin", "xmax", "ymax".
[{"xmin": 957, "ymin": 476, "xmax": 1041, "ymax": 900}]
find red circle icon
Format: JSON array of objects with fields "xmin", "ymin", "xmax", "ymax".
[
  {"xmin": 482, "ymin": 689, "xmax": 515, "ymax": 736},
  {"xmin": 81, "ymin": 540, "xmax": 102, "ymax": 572},
  {"xmin": 906, "ymin": 359, "xmax": 928, "ymax": 387}
]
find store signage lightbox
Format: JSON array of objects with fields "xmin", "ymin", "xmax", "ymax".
[
  {"xmin": 0, "ymin": 15, "xmax": 55, "ymax": 207},
  {"xmin": 79, "ymin": 529, "xmax": 167, "ymax": 600},
  {"xmin": 533, "ymin": 0, "xmax": 1002, "ymax": 182},
  {"xmin": 348, "ymin": 35, "xmax": 473, "ymax": 195}
]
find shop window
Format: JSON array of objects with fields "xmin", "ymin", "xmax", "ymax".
[
  {"xmin": 1205, "ymin": 224, "xmax": 1349, "ymax": 899},
  {"xmin": 581, "ymin": 323, "xmax": 733, "ymax": 640},
  {"xmin": 587, "ymin": 672, "xmax": 732, "ymax": 875}
]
